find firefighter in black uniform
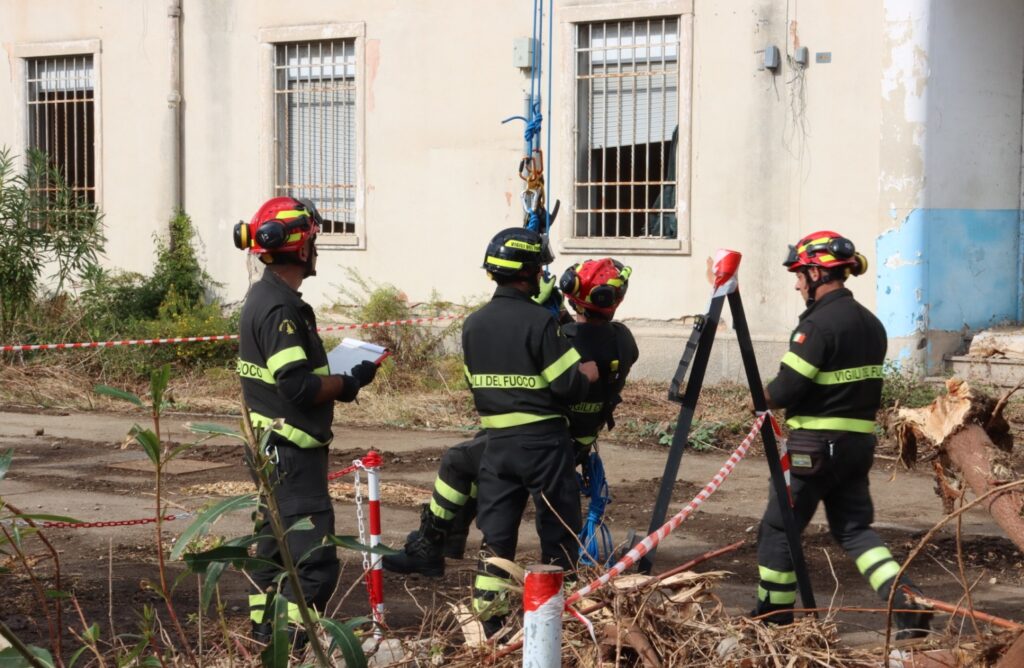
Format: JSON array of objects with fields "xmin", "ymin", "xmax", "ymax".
[
  {"xmin": 382, "ymin": 258, "xmax": 638, "ymax": 578},
  {"xmin": 233, "ymin": 196, "xmax": 379, "ymax": 644},
  {"xmin": 754, "ymin": 230, "xmax": 930, "ymax": 639},
  {"xmin": 462, "ymin": 228, "xmax": 599, "ymax": 637}
]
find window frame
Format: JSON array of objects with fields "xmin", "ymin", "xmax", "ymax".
[
  {"xmin": 557, "ymin": 2, "xmax": 693, "ymax": 255},
  {"xmin": 259, "ymin": 23, "xmax": 367, "ymax": 250},
  {"xmin": 13, "ymin": 39, "xmax": 103, "ymax": 207}
]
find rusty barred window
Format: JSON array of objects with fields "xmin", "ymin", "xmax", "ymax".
[
  {"xmin": 574, "ymin": 18, "xmax": 679, "ymax": 240},
  {"xmin": 26, "ymin": 55, "xmax": 96, "ymax": 205},
  {"xmin": 274, "ymin": 40, "xmax": 356, "ymax": 237}
]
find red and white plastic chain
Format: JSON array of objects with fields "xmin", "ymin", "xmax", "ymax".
[{"xmin": 3, "ymin": 512, "xmax": 192, "ymax": 530}]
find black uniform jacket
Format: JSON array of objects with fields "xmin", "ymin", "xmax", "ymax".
[
  {"xmin": 462, "ymin": 286, "xmax": 590, "ymax": 431},
  {"xmin": 766, "ymin": 288, "xmax": 886, "ymax": 433},
  {"xmin": 238, "ymin": 268, "xmax": 333, "ymax": 448},
  {"xmin": 564, "ymin": 321, "xmax": 640, "ymax": 444}
]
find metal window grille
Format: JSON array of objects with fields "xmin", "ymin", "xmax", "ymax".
[
  {"xmin": 574, "ymin": 18, "xmax": 679, "ymax": 239},
  {"xmin": 26, "ymin": 55, "xmax": 97, "ymax": 205},
  {"xmin": 274, "ymin": 40, "xmax": 357, "ymax": 236}
]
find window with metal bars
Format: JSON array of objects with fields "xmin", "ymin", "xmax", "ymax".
[
  {"xmin": 574, "ymin": 18, "xmax": 679, "ymax": 240},
  {"xmin": 274, "ymin": 40, "xmax": 357, "ymax": 237},
  {"xmin": 26, "ymin": 55, "xmax": 96, "ymax": 205}
]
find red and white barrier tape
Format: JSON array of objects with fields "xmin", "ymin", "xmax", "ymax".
[
  {"xmin": 0, "ymin": 314, "xmax": 464, "ymax": 353},
  {"xmin": 565, "ymin": 412, "xmax": 772, "ymax": 608}
]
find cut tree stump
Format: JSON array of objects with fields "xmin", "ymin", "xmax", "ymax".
[{"xmin": 895, "ymin": 378, "xmax": 1024, "ymax": 553}]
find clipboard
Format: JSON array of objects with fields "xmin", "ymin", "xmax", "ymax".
[{"xmin": 327, "ymin": 338, "xmax": 391, "ymax": 375}]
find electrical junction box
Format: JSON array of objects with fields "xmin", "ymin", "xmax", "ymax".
[
  {"xmin": 763, "ymin": 45, "xmax": 781, "ymax": 71},
  {"xmin": 794, "ymin": 46, "xmax": 809, "ymax": 66},
  {"xmin": 513, "ymin": 37, "xmax": 536, "ymax": 69}
]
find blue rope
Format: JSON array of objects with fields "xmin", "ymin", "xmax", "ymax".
[
  {"xmin": 577, "ymin": 451, "xmax": 614, "ymax": 567},
  {"xmin": 544, "ymin": 0, "xmax": 553, "ymax": 235}
]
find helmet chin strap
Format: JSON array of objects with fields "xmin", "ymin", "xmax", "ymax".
[{"xmin": 803, "ymin": 267, "xmax": 837, "ymax": 307}]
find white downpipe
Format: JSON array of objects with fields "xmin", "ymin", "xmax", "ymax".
[{"xmin": 168, "ymin": 0, "xmax": 183, "ymax": 213}]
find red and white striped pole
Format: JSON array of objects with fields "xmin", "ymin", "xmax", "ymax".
[
  {"xmin": 522, "ymin": 565, "xmax": 563, "ymax": 668},
  {"xmin": 362, "ymin": 450, "xmax": 386, "ymax": 634}
]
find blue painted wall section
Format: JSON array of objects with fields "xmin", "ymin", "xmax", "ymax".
[{"xmin": 876, "ymin": 208, "xmax": 1020, "ymax": 362}]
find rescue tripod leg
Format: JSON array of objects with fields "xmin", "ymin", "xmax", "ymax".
[
  {"xmin": 636, "ymin": 293, "xmax": 724, "ymax": 574},
  {"xmin": 635, "ymin": 252, "xmax": 816, "ymax": 612}
]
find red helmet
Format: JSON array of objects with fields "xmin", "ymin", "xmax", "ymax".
[
  {"xmin": 233, "ymin": 197, "xmax": 322, "ymax": 255},
  {"xmin": 559, "ymin": 258, "xmax": 632, "ymax": 317},
  {"xmin": 783, "ymin": 230, "xmax": 867, "ymax": 276}
]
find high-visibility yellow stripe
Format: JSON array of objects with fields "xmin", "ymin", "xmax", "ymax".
[
  {"xmin": 541, "ymin": 348, "xmax": 582, "ymax": 383},
  {"xmin": 479, "ymin": 413, "xmax": 561, "ymax": 429},
  {"xmin": 781, "ymin": 351, "xmax": 819, "ymax": 379},
  {"xmin": 574, "ymin": 435, "xmax": 597, "ymax": 446},
  {"xmin": 313, "ymin": 365, "xmax": 329, "ymax": 376},
  {"xmin": 267, "ymin": 346, "xmax": 308, "ymax": 375},
  {"xmin": 486, "ymin": 255, "xmax": 523, "ymax": 269},
  {"xmin": 759, "ymin": 565, "xmax": 798, "ymax": 585},
  {"xmin": 757, "ymin": 586, "xmax": 797, "ymax": 605},
  {"xmin": 276, "ymin": 209, "xmax": 308, "ymax": 220},
  {"xmin": 248, "ymin": 594, "xmax": 311, "ymax": 624},
  {"xmin": 434, "ymin": 477, "xmax": 469, "ymax": 505},
  {"xmin": 474, "ymin": 574, "xmax": 510, "ymax": 592},
  {"xmin": 249, "ymin": 412, "xmax": 330, "ymax": 449},
  {"xmin": 469, "ymin": 482, "xmax": 478, "ymax": 499},
  {"xmin": 468, "ymin": 373, "xmax": 548, "ymax": 389},
  {"xmin": 813, "ymin": 365, "xmax": 883, "ymax": 385},
  {"xmin": 472, "ymin": 596, "xmax": 512, "ymax": 616},
  {"xmin": 237, "ymin": 359, "xmax": 275, "ymax": 384},
  {"xmin": 786, "ymin": 416, "xmax": 876, "ymax": 433},
  {"xmin": 504, "ymin": 239, "xmax": 541, "ymax": 252},
  {"xmin": 856, "ymin": 546, "xmax": 895, "ymax": 574},
  {"xmin": 429, "ymin": 498, "xmax": 455, "ymax": 520},
  {"xmin": 869, "ymin": 561, "xmax": 902, "ymax": 591}
]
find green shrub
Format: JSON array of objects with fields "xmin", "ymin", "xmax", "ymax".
[
  {"xmin": 332, "ymin": 269, "xmax": 471, "ymax": 391},
  {"xmin": 881, "ymin": 360, "xmax": 939, "ymax": 409},
  {"xmin": 0, "ymin": 146, "xmax": 104, "ymax": 338}
]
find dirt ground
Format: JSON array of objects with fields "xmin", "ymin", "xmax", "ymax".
[{"xmin": 2, "ymin": 406, "xmax": 1023, "ymax": 661}]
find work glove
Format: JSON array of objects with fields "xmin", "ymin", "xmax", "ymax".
[
  {"xmin": 532, "ymin": 272, "xmax": 563, "ymax": 320},
  {"xmin": 338, "ymin": 361, "xmax": 378, "ymax": 403},
  {"xmin": 350, "ymin": 360, "xmax": 378, "ymax": 387}
]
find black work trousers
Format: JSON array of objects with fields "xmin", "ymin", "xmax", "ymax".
[
  {"xmin": 472, "ymin": 422, "xmax": 581, "ymax": 618},
  {"xmin": 755, "ymin": 431, "xmax": 909, "ymax": 621},
  {"xmin": 249, "ymin": 439, "xmax": 339, "ymax": 622},
  {"xmin": 427, "ymin": 433, "xmax": 485, "ymax": 535}
]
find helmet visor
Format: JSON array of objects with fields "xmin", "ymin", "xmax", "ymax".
[{"xmin": 783, "ymin": 244, "xmax": 799, "ymax": 268}]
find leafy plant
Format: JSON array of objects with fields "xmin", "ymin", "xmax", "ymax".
[
  {"xmin": 0, "ymin": 146, "xmax": 104, "ymax": 338},
  {"xmin": 94, "ymin": 365, "xmax": 198, "ymax": 666},
  {"xmin": 881, "ymin": 360, "xmax": 939, "ymax": 409},
  {"xmin": 654, "ymin": 420, "xmax": 723, "ymax": 451}
]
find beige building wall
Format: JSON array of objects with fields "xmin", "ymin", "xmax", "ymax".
[{"xmin": 2, "ymin": 1, "xmax": 1021, "ymax": 381}]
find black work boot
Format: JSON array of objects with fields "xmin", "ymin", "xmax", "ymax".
[
  {"xmin": 891, "ymin": 584, "xmax": 933, "ymax": 641},
  {"xmin": 382, "ymin": 505, "xmax": 446, "ymax": 576},
  {"xmin": 251, "ymin": 622, "xmax": 309, "ymax": 652},
  {"xmin": 482, "ymin": 614, "xmax": 512, "ymax": 643},
  {"xmin": 444, "ymin": 497, "xmax": 476, "ymax": 559}
]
